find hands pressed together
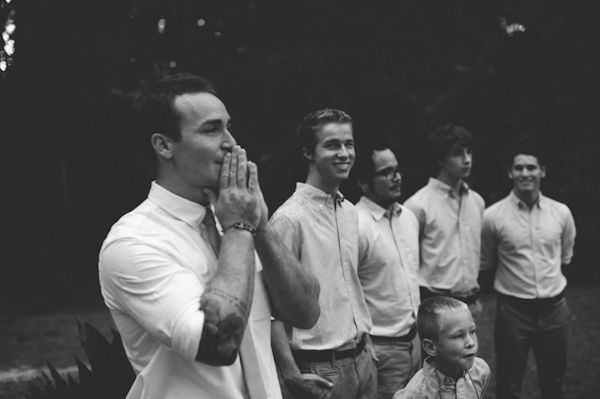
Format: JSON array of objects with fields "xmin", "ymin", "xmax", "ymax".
[{"xmin": 205, "ymin": 145, "xmax": 268, "ymax": 234}]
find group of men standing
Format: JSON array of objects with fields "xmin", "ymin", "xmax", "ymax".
[{"xmin": 99, "ymin": 73, "xmax": 576, "ymax": 399}]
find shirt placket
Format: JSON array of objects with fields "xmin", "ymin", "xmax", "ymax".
[
  {"xmin": 334, "ymin": 200, "xmax": 361, "ymax": 340},
  {"xmin": 453, "ymin": 191, "xmax": 468, "ymax": 293},
  {"xmin": 390, "ymin": 215, "xmax": 416, "ymax": 316}
]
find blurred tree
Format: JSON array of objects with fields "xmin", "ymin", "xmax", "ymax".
[{"xmin": 1, "ymin": 0, "xmax": 599, "ymax": 311}]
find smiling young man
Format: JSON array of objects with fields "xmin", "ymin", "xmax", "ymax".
[
  {"xmin": 99, "ymin": 74, "xmax": 319, "ymax": 399},
  {"xmin": 404, "ymin": 124, "xmax": 485, "ymax": 319},
  {"xmin": 270, "ymin": 109, "xmax": 376, "ymax": 399},
  {"xmin": 481, "ymin": 145, "xmax": 576, "ymax": 399},
  {"xmin": 353, "ymin": 141, "xmax": 421, "ymax": 399}
]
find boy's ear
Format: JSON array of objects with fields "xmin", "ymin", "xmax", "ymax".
[
  {"xmin": 422, "ymin": 338, "xmax": 438, "ymax": 358},
  {"xmin": 302, "ymin": 147, "xmax": 313, "ymax": 161}
]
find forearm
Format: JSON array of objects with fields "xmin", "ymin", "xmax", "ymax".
[
  {"xmin": 196, "ymin": 229, "xmax": 255, "ymax": 365},
  {"xmin": 255, "ymin": 223, "xmax": 320, "ymax": 329},
  {"xmin": 271, "ymin": 320, "xmax": 302, "ymax": 381}
]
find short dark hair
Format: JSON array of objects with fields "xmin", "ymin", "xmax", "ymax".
[
  {"xmin": 298, "ymin": 108, "xmax": 352, "ymax": 156},
  {"xmin": 130, "ymin": 73, "xmax": 217, "ymax": 168},
  {"xmin": 427, "ymin": 124, "xmax": 472, "ymax": 164},
  {"xmin": 417, "ymin": 296, "xmax": 469, "ymax": 342},
  {"xmin": 506, "ymin": 141, "xmax": 545, "ymax": 169},
  {"xmin": 353, "ymin": 138, "xmax": 396, "ymax": 183}
]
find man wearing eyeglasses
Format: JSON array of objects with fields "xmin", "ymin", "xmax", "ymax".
[{"xmin": 353, "ymin": 141, "xmax": 421, "ymax": 399}]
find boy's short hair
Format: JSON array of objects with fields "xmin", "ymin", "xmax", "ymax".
[
  {"xmin": 298, "ymin": 108, "xmax": 352, "ymax": 155},
  {"xmin": 417, "ymin": 296, "xmax": 469, "ymax": 341},
  {"xmin": 506, "ymin": 141, "xmax": 545, "ymax": 169},
  {"xmin": 427, "ymin": 124, "xmax": 472, "ymax": 164}
]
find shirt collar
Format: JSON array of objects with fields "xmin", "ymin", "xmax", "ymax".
[
  {"xmin": 296, "ymin": 182, "xmax": 345, "ymax": 207},
  {"xmin": 359, "ymin": 196, "xmax": 402, "ymax": 221},
  {"xmin": 427, "ymin": 177, "xmax": 470, "ymax": 198},
  {"xmin": 423, "ymin": 356, "xmax": 465, "ymax": 389},
  {"xmin": 148, "ymin": 181, "xmax": 208, "ymax": 230},
  {"xmin": 509, "ymin": 190, "xmax": 545, "ymax": 210}
]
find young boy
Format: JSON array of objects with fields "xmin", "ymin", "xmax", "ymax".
[{"xmin": 394, "ymin": 296, "xmax": 490, "ymax": 399}]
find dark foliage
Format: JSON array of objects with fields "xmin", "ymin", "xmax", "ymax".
[
  {"xmin": 22, "ymin": 321, "xmax": 134, "ymax": 399},
  {"xmin": 1, "ymin": 0, "xmax": 599, "ymax": 311}
]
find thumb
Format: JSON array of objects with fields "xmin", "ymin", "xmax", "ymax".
[
  {"xmin": 202, "ymin": 188, "xmax": 218, "ymax": 205},
  {"xmin": 301, "ymin": 373, "xmax": 333, "ymax": 388}
]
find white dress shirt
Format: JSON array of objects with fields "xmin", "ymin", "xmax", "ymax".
[
  {"xmin": 99, "ymin": 182, "xmax": 281, "ymax": 399},
  {"xmin": 356, "ymin": 197, "xmax": 420, "ymax": 337},
  {"xmin": 481, "ymin": 191, "xmax": 576, "ymax": 299}
]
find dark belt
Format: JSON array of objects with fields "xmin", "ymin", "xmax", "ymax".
[
  {"xmin": 371, "ymin": 324, "xmax": 417, "ymax": 343},
  {"xmin": 498, "ymin": 290, "xmax": 565, "ymax": 307},
  {"xmin": 420, "ymin": 287, "xmax": 479, "ymax": 306},
  {"xmin": 292, "ymin": 335, "xmax": 366, "ymax": 363}
]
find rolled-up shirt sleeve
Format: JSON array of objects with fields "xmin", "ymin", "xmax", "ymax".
[{"xmin": 100, "ymin": 238, "xmax": 205, "ymax": 361}]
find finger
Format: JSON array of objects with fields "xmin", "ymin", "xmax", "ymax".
[
  {"xmin": 219, "ymin": 152, "xmax": 232, "ymax": 190},
  {"xmin": 247, "ymin": 161, "xmax": 258, "ymax": 192},
  {"xmin": 236, "ymin": 147, "xmax": 248, "ymax": 188},
  {"xmin": 229, "ymin": 146, "xmax": 240, "ymax": 188},
  {"xmin": 301, "ymin": 373, "xmax": 333, "ymax": 388}
]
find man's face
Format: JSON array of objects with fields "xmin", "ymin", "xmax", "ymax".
[
  {"xmin": 434, "ymin": 307, "xmax": 478, "ymax": 377},
  {"xmin": 308, "ymin": 122, "xmax": 355, "ymax": 185},
  {"xmin": 169, "ymin": 92, "xmax": 235, "ymax": 195},
  {"xmin": 365, "ymin": 149, "xmax": 402, "ymax": 208},
  {"xmin": 440, "ymin": 146, "xmax": 472, "ymax": 181},
  {"xmin": 509, "ymin": 154, "xmax": 545, "ymax": 197}
]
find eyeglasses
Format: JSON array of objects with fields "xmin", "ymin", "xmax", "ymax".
[{"xmin": 373, "ymin": 167, "xmax": 402, "ymax": 181}]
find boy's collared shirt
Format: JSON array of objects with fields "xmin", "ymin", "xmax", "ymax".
[
  {"xmin": 393, "ymin": 356, "xmax": 490, "ymax": 399},
  {"xmin": 270, "ymin": 183, "xmax": 372, "ymax": 351},
  {"xmin": 481, "ymin": 190, "xmax": 576, "ymax": 299},
  {"xmin": 356, "ymin": 196, "xmax": 420, "ymax": 337},
  {"xmin": 404, "ymin": 178, "xmax": 485, "ymax": 296}
]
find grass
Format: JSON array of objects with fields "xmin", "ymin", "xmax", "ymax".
[{"xmin": 1, "ymin": 284, "xmax": 598, "ymax": 399}]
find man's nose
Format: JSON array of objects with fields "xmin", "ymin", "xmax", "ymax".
[{"xmin": 221, "ymin": 129, "xmax": 237, "ymax": 149}]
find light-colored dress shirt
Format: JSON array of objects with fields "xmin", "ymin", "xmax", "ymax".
[
  {"xmin": 99, "ymin": 182, "xmax": 281, "ymax": 399},
  {"xmin": 404, "ymin": 178, "xmax": 485, "ymax": 296},
  {"xmin": 270, "ymin": 183, "xmax": 372, "ymax": 351},
  {"xmin": 481, "ymin": 191, "xmax": 576, "ymax": 299},
  {"xmin": 356, "ymin": 197, "xmax": 420, "ymax": 337},
  {"xmin": 393, "ymin": 357, "xmax": 490, "ymax": 399}
]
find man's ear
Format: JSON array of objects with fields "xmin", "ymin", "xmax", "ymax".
[
  {"xmin": 302, "ymin": 147, "xmax": 313, "ymax": 161},
  {"xmin": 151, "ymin": 133, "xmax": 174, "ymax": 160},
  {"xmin": 540, "ymin": 165, "xmax": 546, "ymax": 179},
  {"xmin": 422, "ymin": 338, "xmax": 438, "ymax": 358},
  {"xmin": 356, "ymin": 178, "xmax": 369, "ymax": 194}
]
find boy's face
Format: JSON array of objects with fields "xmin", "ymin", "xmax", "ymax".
[
  {"xmin": 434, "ymin": 307, "xmax": 478, "ymax": 377},
  {"xmin": 307, "ymin": 122, "xmax": 355, "ymax": 185},
  {"xmin": 509, "ymin": 154, "xmax": 545, "ymax": 197},
  {"xmin": 439, "ymin": 145, "xmax": 472, "ymax": 181}
]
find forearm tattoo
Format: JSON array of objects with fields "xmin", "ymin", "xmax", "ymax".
[{"xmin": 196, "ymin": 291, "xmax": 248, "ymax": 365}]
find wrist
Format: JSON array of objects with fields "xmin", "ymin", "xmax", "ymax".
[{"xmin": 225, "ymin": 222, "xmax": 257, "ymax": 236}]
